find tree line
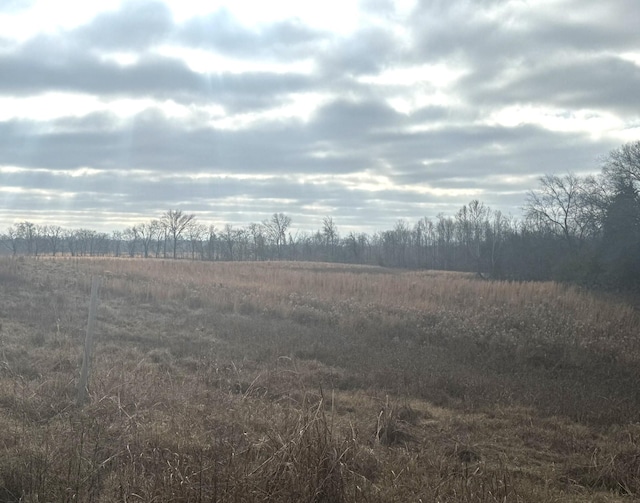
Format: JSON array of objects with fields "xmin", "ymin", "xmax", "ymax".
[{"xmin": 2, "ymin": 141, "xmax": 639, "ymax": 291}]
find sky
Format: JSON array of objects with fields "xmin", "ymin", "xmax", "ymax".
[{"xmin": 0, "ymin": 0, "xmax": 638, "ymax": 234}]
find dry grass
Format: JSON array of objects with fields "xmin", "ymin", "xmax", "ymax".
[{"xmin": 0, "ymin": 256, "xmax": 639, "ymax": 501}]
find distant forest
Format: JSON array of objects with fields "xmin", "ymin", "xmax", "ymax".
[{"xmin": 2, "ymin": 141, "xmax": 639, "ymax": 291}]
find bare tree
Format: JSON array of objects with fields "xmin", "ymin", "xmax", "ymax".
[
  {"xmin": 94, "ymin": 232, "xmax": 110, "ymax": 256},
  {"xmin": 436, "ymin": 214, "xmax": 455, "ymax": 269},
  {"xmin": 2, "ymin": 225, "xmax": 20, "ymax": 255},
  {"xmin": 122, "ymin": 228, "xmax": 137, "ymax": 257},
  {"xmin": 468, "ymin": 200, "xmax": 489, "ymax": 273},
  {"xmin": 603, "ymin": 140, "xmax": 640, "ymax": 190},
  {"xmin": 579, "ymin": 174, "xmax": 612, "ymax": 238},
  {"xmin": 344, "ymin": 232, "xmax": 357, "ymax": 262},
  {"xmin": 76, "ymin": 229, "xmax": 97, "ymax": 256},
  {"xmin": 65, "ymin": 229, "xmax": 78, "ymax": 256},
  {"xmin": 486, "ymin": 210, "xmax": 512, "ymax": 277},
  {"xmin": 248, "ymin": 223, "xmax": 266, "ymax": 261},
  {"xmin": 222, "ymin": 224, "xmax": 236, "ymax": 260},
  {"xmin": 393, "ymin": 220, "xmax": 412, "ymax": 267},
  {"xmin": 415, "ymin": 217, "xmax": 436, "ymax": 269},
  {"xmin": 322, "ymin": 217, "xmax": 338, "ymax": 260},
  {"xmin": 45, "ymin": 225, "xmax": 64, "ymax": 256},
  {"xmin": 112, "ymin": 230, "xmax": 124, "ymax": 257},
  {"xmin": 187, "ymin": 223, "xmax": 206, "ymax": 260},
  {"xmin": 135, "ymin": 221, "xmax": 157, "ymax": 258},
  {"xmin": 264, "ymin": 212, "xmax": 291, "ymax": 259},
  {"xmin": 17, "ymin": 221, "xmax": 37, "ymax": 256},
  {"xmin": 288, "ymin": 230, "xmax": 306, "ymax": 261},
  {"xmin": 525, "ymin": 173, "xmax": 588, "ymax": 250},
  {"xmin": 206, "ymin": 225, "xmax": 217, "ymax": 261},
  {"xmin": 235, "ymin": 228, "xmax": 250, "ymax": 261},
  {"xmin": 150, "ymin": 220, "xmax": 166, "ymax": 258},
  {"xmin": 162, "ymin": 209, "xmax": 196, "ymax": 259}
]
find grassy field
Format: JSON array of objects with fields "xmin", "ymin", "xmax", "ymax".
[{"xmin": 1, "ymin": 256, "xmax": 640, "ymax": 502}]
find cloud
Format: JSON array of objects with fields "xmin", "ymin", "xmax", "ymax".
[
  {"xmin": 74, "ymin": 0, "xmax": 175, "ymax": 50},
  {"xmin": 410, "ymin": 1, "xmax": 640, "ymax": 107},
  {"xmin": 308, "ymin": 98, "xmax": 405, "ymax": 141},
  {"xmin": 317, "ymin": 25, "xmax": 402, "ymax": 77},
  {"xmin": 479, "ymin": 56, "xmax": 640, "ymax": 115},
  {"xmin": 0, "ymin": 0, "xmax": 637, "ymax": 232},
  {"xmin": 179, "ymin": 9, "xmax": 324, "ymax": 61},
  {"xmin": 0, "ymin": 43, "xmax": 315, "ymax": 113},
  {"xmin": 3, "ymin": 54, "xmax": 192, "ymax": 99}
]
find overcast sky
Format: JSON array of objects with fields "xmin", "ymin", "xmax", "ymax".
[{"xmin": 0, "ymin": 0, "xmax": 638, "ymax": 233}]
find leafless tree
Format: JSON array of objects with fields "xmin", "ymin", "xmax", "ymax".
[
  {"xmin": 45, "ymin": 225, "xmax": 64, "ymax": 256},
  {"xmin": 162, "ymin": 209, "xmax": 196, "ymax": 259},
  {"xmin": 65, "ymin": 229, "xmax": 78, "ymax": 256},
  {"xmin": 248, "ymin": 223, "xmax": 266, "ymax": 261},
  {"xmin": 436, "ymin": 214, "xmax": 455, "ymax": 270},
  {"xmin": 322, "ymin": 217, "xmax": 338, "ymax": 259},
  {"xmin": 205, "ymin": 225, "xmax": 217, "ymax": 261},
  {"xmin": 135, "ymin": 221, "xmax": 157, "ymax": 258},
  {"xmin": 150, "ymin": 220, "xmax": 165, "ymax": 258},
  {"xmin": 468, "ymin": 200, "xmax": 489, "ymax": 272},
  {"xmin": 235, "ymin": 227, "xmax": 250, "ymax": 261},
  {"xmin": 525, "ymin": 173, "xmax": 589, "ymax": 250},
  {"xmin": 603, "ymin": 140, "xmax": 640, "ymax": 190},
  {"xmin": 187, "ymin": 223, "xmax": 206, "ymax": 260},
  {"xmin": 486, "ymin": 210, "xmax": 513, "ymax": 276},
  {"xmin": 221, "ymin": 224, "xmax": 236, "ymax": 260},
  {"xmin": 264, "ymin": 212, "xmax": 291, "ymax": 259},
  {"xmin": 17, "ymin": 221, "xmax": 38, "ymax": 256},
  {"xmin": 122, "ymin": 228, "xmax": 138, "ymax": 257},
  {"xmin": 2, "ymin": 225, "xmax": 20, "ymax": 255},
  {"xmin": 112, "ymin": 230, "xmax": 124, "ymax": 257},
  {"xmin": 579, "ymin": 174, "xmax": 612, "ymax": 238}
]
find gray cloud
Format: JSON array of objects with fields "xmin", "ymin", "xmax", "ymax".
[
  {"xmin": 75, "ymin": 0, "xmax": 175, "ymax": 50},
  {"xmin": 0, "ymin": 0, "xmax": 637, "ymax": 232},
  {"xmin": 410, "ymin": 1, "xmax": 640, "ymax": 111},
  {"xmin": 478, "ymin": 55, "xmax": 640, "ymax": 115},
  {"xmin": 179, "ymin": 9, "xmax": 324, "ymax": 61},
  {"xmin": 308, "ymin": 99, "xmax": 405, "ymax": 142},
  {"xmin": 0, "ymin": 45, "xmax": 315, "ymax": 113},
  {"xmin": 0, "ymin": 43, "xmax": 201, "ymax": 96},
  {"xmin": 0, "ymin": 100, "xmax": 621, "ymax": 226},
  {"xmin": 317, "ymin": 26, "xmax": 401, "ymax": 77}
]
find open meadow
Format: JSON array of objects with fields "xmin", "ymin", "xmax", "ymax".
[{"xmin": 1, "ymin": 256, "xmax": 640, "ymax": 502}]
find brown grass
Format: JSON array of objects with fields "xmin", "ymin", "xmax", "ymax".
[{"xmin": 0, "ymin": 256, "xmax": 639, "ymax": 501}]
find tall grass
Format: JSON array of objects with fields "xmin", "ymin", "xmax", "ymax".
[{"xmin": 0, "ymin": 256, "xmax": 639, "ymax": 501}]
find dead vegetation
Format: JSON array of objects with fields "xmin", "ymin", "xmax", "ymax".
[{"xmin": 0, "ymin": 256, "xmax": 639, "ymax": 501}]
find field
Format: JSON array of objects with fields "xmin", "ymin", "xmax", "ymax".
[{"xmin": 1, "ymin": 257, "xmax": 640, "ymax": 502}]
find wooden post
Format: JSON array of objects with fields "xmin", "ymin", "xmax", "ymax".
[{"xmin": 77, "ymin": 276, "xmax": 101, "ymax": 407}]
